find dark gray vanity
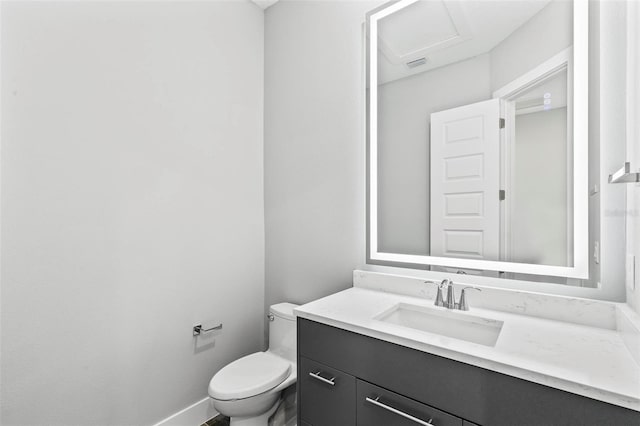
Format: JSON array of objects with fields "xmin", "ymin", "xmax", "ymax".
[{"xmin": 297, "ymin": 318, "xmax": 640, "ymax": 426}]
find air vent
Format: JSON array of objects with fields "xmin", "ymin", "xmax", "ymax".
[{"xmin": 406, "ymin": 57, "xmax": 427, "ymax": 68}]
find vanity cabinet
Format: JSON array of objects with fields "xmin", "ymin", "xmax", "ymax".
[{"xmin": 297, "ymin": 318, "xmax": 640, "ymax": 426}]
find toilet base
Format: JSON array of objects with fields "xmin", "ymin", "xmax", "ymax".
[{"xmin": 229, "ymin": 397, "xmax": 280, "ymax": 426}]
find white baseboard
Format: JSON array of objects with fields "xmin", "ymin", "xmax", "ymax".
[{"xmin": 153, "ymin": 397, "xmax": 218, "ymax": 426}]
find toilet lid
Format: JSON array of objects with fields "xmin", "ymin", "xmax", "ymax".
[{"xmin": 209, "ymin": 352, "xmax": 291, "ymax": 400}]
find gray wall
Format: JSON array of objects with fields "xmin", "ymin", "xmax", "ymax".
[
  {"xmin": 513, "ymin": 108, "xmax": 569, "ymax": 266},
  {"xmin": 490, "ymin": 0, "xmax": 573, "ymax": 92},
  {"xmin": 1, "ymin": 2, "xmax": 265, "ymax": 425},
  {"xmin": 596, "ymin": 0, "xmax": 632, "ymax": 305},
  {"xmin": 625, "ymin": 1, "xmax": 640, "ymax": 312},
  {"xmin": 264, "ymin": 0, "xmax": 381, "ymax": 313}
]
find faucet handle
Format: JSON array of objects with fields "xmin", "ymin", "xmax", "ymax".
[
  {"xmin": 462, "ymin": 286, "xmax": 482, "ymax": 291},
  {"xmin": 424, "ymin": 279, "xmax": 448, "ymax": 307},
  {"xmin": 457, "ymin": 286, "xmax": 482, "ymax": 311},
  {"xmin": 424, "ymin": 279, "xmax": 449, "ymax": 289}
]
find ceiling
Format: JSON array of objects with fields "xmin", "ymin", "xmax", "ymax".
[
  {"xmin": 252, "ymin": 0, "xmax": 279, "ymax": 10},
  {"xmin": 377, "ymin": 0, "xmax": 552, "ymax": 84}
]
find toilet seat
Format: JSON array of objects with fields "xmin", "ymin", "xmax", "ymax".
[{"xmin": 209, "ymin": 352, "xmax": 291, "ymax": 401}]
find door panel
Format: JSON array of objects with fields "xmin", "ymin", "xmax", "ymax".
[{"xmin": 430, "ymin": 98, "xmax": 501, "ymax": 261}]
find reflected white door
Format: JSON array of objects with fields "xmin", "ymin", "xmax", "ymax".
[{"xmin": 430, "ymin": 98, "xmax": 501, "ymax": 260}]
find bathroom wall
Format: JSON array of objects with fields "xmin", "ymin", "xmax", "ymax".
[
  {"xmin": 263, "ymin": 0, "xmax": 381, "ymax": 314},
  {"xmin": 512, "ymin": 108, "xmax": 569, "ymax": 267},
  {"xmin": 598, "ymin": 0, "xmax": 629, "ymax": 303},
  {"xmin": 1, "ymin": 2, "xmax": 265, "ymax": 425},
  {"xmin": 624, "ymin": 0, "xmax": 640, "ymax": 312},
  {"xmin": 628, "ymin": 125, "xmax": 640, "ymax": 312},
  {"xmin": 489, "ymin": 0, "xmax": 572, "ymax": 93}
]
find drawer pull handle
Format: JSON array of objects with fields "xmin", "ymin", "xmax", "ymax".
[
  {"xmin": 308, "ymin": 371, "xmax": 336, "ymax": 386},
  {"xmin": 365, "ymin": 396, "xmax": 434, "ymax": 426}
]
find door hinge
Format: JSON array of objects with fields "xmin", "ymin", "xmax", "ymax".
[
  {"xmin": 499, "ymin": 189, "xmax": 506, "ymax": 201},
  {"xmin": 499, "ymin": 118, "xmax": 505, "ymax": 129}
]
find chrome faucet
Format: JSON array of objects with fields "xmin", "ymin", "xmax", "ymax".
[
  {"xmin": 457, "ymin": 286, "xmax": 482, "ymax": 311},
  {"xmin": 425, "ymin": 279, "xmax": 482, "ymax": 310},
  {"xmin": 445, "ymin": 281, "xmax": 456, "ymax": 309},
  {"xmin": 424, "ymin": 279, "xmax": 450, "ymax": 308}
]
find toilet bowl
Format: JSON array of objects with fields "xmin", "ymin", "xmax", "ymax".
[{"xmin": 208, "ymin": 303, "xmax": 298, "ymax": 426}]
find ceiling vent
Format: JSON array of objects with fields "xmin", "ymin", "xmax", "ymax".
[{"xmin": 406, "ymin": 57, "xmax": 427, "ymax": 68}]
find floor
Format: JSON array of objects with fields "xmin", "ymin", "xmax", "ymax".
[{"xmin": 200, "ymin": 415, "xmax": 230, "ymax": 426}]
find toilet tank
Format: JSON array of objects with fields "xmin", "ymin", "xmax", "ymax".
[{"xmin": 268, "ymin": 303, "xmax": 298, "ymax": 362}]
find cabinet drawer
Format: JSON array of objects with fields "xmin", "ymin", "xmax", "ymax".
[
  {"xmin": 357, "ymin": 380, "xmax": 463, "ymax": 426},
  {"xmin": 300, "ymin": 356, "xmax": 356, "ymax": 426}
]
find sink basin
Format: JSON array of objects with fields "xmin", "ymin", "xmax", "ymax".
[{"xmin": 374, "ymin": 303, "xmax": 504, "ymax": 347}]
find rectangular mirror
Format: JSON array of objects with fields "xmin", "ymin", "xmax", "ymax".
[{"xmin": 367, "ymin": 0, "xmax": 589, "ymax": 279}]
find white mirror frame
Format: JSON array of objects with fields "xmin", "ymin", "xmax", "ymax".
[{"xmin": 367, "ymin": 0, "xmax": 589, "ymax": 279}]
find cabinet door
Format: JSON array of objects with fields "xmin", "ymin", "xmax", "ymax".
[
  {"xmin": 300, "ymin": 356, "xmax": 356, "ymax": 426},
  {"xmin": 357, "ymin": 380, "xmax": 463, "ymax": 426}
]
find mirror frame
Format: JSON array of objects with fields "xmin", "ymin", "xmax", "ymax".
[{"xmin": 367, "ymin": 0, "xmax": 589, "ymax": 279}]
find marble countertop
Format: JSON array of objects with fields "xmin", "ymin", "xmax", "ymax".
[{"xmin": 294, "ymin": 286, "xmax": 640, "ymax": 411}]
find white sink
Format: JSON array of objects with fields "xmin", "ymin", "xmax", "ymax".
[{"xmin": 374, "ymin": 303, "xmax": 504, "ymax": 347}]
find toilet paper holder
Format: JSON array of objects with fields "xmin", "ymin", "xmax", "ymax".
[{"xmin": 193, "ymin": 323, "xmax": 223, "ymax": 336}]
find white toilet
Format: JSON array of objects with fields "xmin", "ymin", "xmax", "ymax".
[{"xmin": 208, "ymin": 303, "xmax": 298, "ymax": 426}]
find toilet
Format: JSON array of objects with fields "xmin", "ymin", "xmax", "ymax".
[{"xmin": 208, "ymin": 303, "xmax": 298, "ymax": 426}]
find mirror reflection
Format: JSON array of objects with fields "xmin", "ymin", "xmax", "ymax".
[{"xmin": 374, "ymin": 0, "xmax": 578, "ymax": 271}]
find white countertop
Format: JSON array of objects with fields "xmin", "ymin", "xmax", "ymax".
[{"xmin": 294, "ymin": 287, "xmax": 640, "ymax": 411}]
